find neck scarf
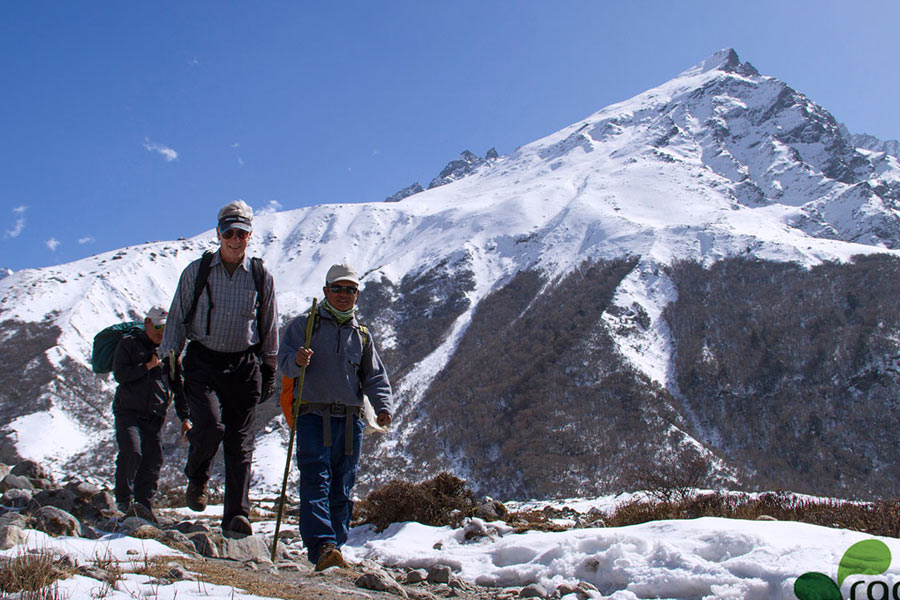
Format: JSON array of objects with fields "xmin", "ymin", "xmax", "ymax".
[{"xmin": 322, "ymin": 299, "xmax": 356, "ymax": 325}]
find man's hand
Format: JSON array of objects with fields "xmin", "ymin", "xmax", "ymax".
[
  {"xmin": 181, "ymin": 419, "xmax": 192, "ymax": 440},
  {"xmin": 145, "ymin": 354, "xmax": 161, "ymax": 370},
  {"xmin": 295, "ymin": 347, "xmax": 314, "ymax": 367},
  {"xmin": 260, "ymin": 363, "xmax": 276, "ymax": 402},
  {"xmin": 162, "ymin": 355, "xmax": 183, "ymax": 390},
  {"xmin": 376, "ymin": 412, "xmax": 392, "ymax": 428}
]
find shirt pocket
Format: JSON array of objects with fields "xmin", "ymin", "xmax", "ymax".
[{"xmin": 239, "ymin": 289, "xmax": 259, "ymax": 319}]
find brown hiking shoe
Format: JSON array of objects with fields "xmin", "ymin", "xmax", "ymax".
[
  {"xmin": 224, "ymin": 515, "xmax": 253, "ymax": 536},
  {"xmin": 315, "ymin": 543, "xmax": 348, "ymax": 571},
  {"xmin": 185, "ymin": 479, "xmax": 208, "ymax": 512}
]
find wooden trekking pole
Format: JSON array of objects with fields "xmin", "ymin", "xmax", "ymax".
[{"xmin": 271, "ymin": 298, "xmax": 317, "ymax": 561}]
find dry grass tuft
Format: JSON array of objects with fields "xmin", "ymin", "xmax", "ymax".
[
  {"xmin": 0, "ymin": 548, "xmax": 74, "ymax": 598},
  {"xmin": 354, "ymin": 472, "xmax": 477, "ymax": 532}
]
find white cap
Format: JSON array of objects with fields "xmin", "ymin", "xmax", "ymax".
[
  {"xmin": 147, "ymin": 306, "xmax": 168, "ymax": 326},
  {"xmin": 325, "ymin": 264, "xmax": 360, "ymax": 285}
]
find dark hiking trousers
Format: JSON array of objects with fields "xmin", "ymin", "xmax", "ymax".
[
  {"xmin": 183, "ymin": 342, "xmax": 261, "ymax": 528},
  {"xmin": 114, "ymin": 410, "xmax": 165, "ymax": 508}
]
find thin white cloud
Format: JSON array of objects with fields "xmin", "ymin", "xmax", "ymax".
[
  {"xmin": 144, "ymin": 139, "xmax": 178, "ymax": 162},
  {"xmin": 6, "ymin": 205, "xmax": 27, "ymax": 238},
  {"xmin": 237, "ymin": 157, "xmax": 245, "ymax": 167},
  {"xmin": 45, "ymin": 238, "xmax": 60, "ymax": 252},
  {"xmin": 257, "ymin": 200, "xmax": 283, "ymax": 216},
  {"xmin": 78, "ymin": 236, "xmax": 95, "ymax": 245}
]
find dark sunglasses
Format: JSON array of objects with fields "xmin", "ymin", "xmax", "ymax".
[
  {"xmin": 327, "ymin": 285, "xmax": 358, "ymax": 295},
  {"xmin": 152, "ymin": 323, "xmax": 165, "ymax": 330},
  {"xmin": 221, "ymin": 229, "xmax": 250, "ymax": 240}
]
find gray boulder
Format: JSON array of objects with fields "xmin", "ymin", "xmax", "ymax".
[
  {"xmin": 1, "ymin": 488, "xmax": 32, "ymax": 508},
  {"xmin": 356, "ymin": 570, "xmax": 408, "ymax": 598},
  {"xmin": 65, "ymin": 480, "xmax": 101, "ymax": 500},
  {"xmin": 0, "ymin": 512, "xmax": 28, "ymax": 529},
  {"xmin": 11, "ymin": 460, "xmax": 49, "ymax": 481},
  {"xmin": 518, "ymin": 583, "xmax": 547, "ymax": 598},
  {"xmin": 0, "ymin": 525, "xmax": 27, "ymax": 550},
  {"xmin": 427, "ymin": 565, "xmax": 453, "ymax": 584},
  {"xmin": 406, "ymin": 568, "xmax": 428, "ymax": 583},
  {"xmin": 31, "ymin": 506, "xmax": 81, "ymax": 537},
  {"xmin": 131, "ymin": 524, "xmax": 165, "ymax": 541},
  {"xmin": 90, "ymin": 491, "xmax": 117, "ymax": 514},
  {"xmin": 115, "ymin": 516, "xmax": 147, "ymax": 535},
  {"xmin": 32, "ymin": 489, "xmax": 77, "ymax": 513},
  {"xmin": 473, "ymin": 497, "xmax": 508, "ymax": 521},
  {"xmin": 0, "ymin": 474, "xmax": 33, "ymax": 493},
  {"xmin": 221, "ymin": 534, "xmax": 272, "ymax": 564},
  {"xmin": 188, "ymin": 532, "xmax": 219, "ymax": 558}
]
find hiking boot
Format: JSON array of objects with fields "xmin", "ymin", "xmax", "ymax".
[
  {"xmin": 315, "ymin": 542, "xmax": 348, "ymax": 571},
  {"xmin": 129, "ymin": 502, "xmax": 158, "ymax": 524},
  {"xmin": 224, "ymin": 515, "xmax": 253, "ymax": 536},
  {"xmin": 185, "ymin": 479, "xmax": 208, "ymax": 512}
]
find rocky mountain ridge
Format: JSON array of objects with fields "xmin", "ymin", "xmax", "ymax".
[{"xmin": 2, "ymin": 48, "xmax": 900, "ymax": 500}]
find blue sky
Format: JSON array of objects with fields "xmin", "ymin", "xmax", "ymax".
[{"xmin": 2, "ymin": 1, "xmax": 898, "ymax": 272}]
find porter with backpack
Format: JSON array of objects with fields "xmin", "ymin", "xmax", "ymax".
[{"xmin": 108, "ymin": 307, "xmax": 188, "ymax": 521}]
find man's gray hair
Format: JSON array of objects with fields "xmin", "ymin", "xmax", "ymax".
[
  {"xmin": 218, "ymin": 200, "xmax": 253, "ymax": 233},
  {"xmin": 218, "ymin": 200, "xmax": 253, "ymax": 223}
]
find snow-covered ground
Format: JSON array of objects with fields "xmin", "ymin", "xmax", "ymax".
[{"xmin": 5, "ymin": 500, "xmax": 898, "ymax": 599}]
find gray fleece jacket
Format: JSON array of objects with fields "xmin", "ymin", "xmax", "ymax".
[{"xmin": 277, "ymin": 305, "xmax": 393, "ymax": 416}]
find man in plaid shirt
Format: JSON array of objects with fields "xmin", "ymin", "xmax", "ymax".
[{"xmin": 160, "ymin": 200, "xmax": 278, "ymax": 536}]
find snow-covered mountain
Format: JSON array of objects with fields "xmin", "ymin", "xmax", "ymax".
[
  {"xmin": 3, "ymin": 49, "xmax": 900, "ymax": 500},
  {"xmin": 0, "ymin": 268, "xmax": 11, "ymax": 280}
]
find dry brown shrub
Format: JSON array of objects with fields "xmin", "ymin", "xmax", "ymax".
[
  {"xmin": 602, "ymin": 492, "xmax": 900, "ymax": 538},
  {"xmin": 354, "ymin": 472, "xmax": 477, "ymax": 532}
]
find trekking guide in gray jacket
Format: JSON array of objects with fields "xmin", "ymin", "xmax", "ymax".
[{"xmin": 277, "ymin": 304, "xmax": 392, "ymax": 415}]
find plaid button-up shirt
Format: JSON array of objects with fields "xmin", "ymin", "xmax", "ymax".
[{"xmin": 160, "ymin": 251, "xmax": 278, "ymax": 367}]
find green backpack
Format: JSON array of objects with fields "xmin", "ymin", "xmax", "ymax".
[{"xmin": 91, "ymin": 321, "xmax": 144, "ymax": 374}]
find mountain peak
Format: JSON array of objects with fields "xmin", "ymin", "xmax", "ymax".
[{"xmin": 691, "ymin": 48, "xmax": 760, "ymax": 77}]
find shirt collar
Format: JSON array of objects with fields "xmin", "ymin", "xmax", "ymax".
[{"xmin": 211, "ymin": 250, "xmax": 251, "ymax": 271}]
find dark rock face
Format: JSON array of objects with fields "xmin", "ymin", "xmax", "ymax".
[
  {"xmin": 664, "ymin": 254, "xmax": 900, "ymax": 497},
  {"xmin": 375, "ymin": 259, "xmax": 687, "ymax": 499},
  {"xmin": 0, "ymin": 321, "xmax": 62, "ymax": 466},
  {"xmin": 428, "ymin": 149, "xmax": 499, "ymax": 189},
  {"xmin": 358, "ymin": 254, "xmax": 476, "ymax": 382},
  {"xmin": 385, "ymin": 183, "xmax": 425, "ymax": 203}
]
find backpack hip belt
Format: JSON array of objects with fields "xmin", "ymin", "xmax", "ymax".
[{"xmin": 299, "ymin": 403, "xmax": 362, "ymax": 455}]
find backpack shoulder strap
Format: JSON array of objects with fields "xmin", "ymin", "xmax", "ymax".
[
  {"xmin": 250, "ymin": 257, "xmax": 268, "ymax": 353},
  {"xmin": 358, "ymin": 323, "xmax": 369, "ymax": 348},
  {"xmin": 184, "ymin": 251, "xmax": 215, "ymax": 328},
  {"xmin": 250, "ymin": 257, "xmax": 265, "ymax": 297}
]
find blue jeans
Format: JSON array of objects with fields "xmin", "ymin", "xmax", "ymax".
[{"xmin": 296, "ymin": 412, "xmax": 364, "ymax": 564}]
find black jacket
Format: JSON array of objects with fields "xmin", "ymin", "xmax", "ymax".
[{"xmin": 113, "ymin": 332, "xmax": 187, "ymax": 419}]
